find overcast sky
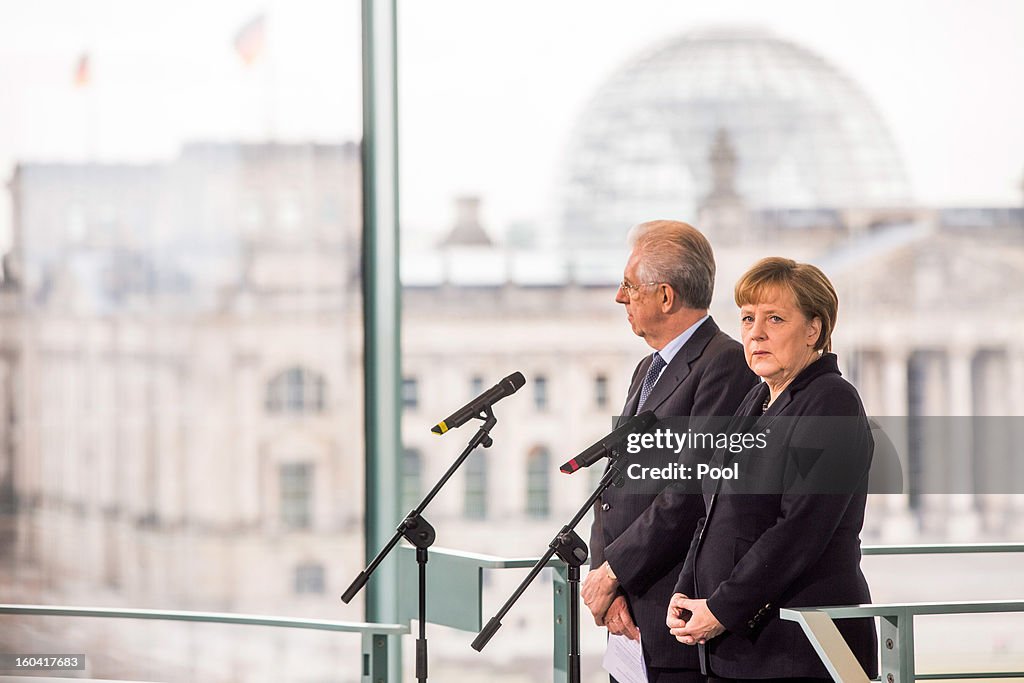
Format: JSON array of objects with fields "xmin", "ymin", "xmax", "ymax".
[{"xmin": 2, "ymin": 0, "xmax": 1023, "ymax": 248}]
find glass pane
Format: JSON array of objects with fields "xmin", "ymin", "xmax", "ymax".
[
  {"xmin": 2, "ymin": 2, "xmax": 365, "ymax": 679},
  {"xmin": 396, "ymin": 2, "xmax": 1024, "ymax": 678}
]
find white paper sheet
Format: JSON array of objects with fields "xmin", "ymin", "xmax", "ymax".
[{"xmin": 602, "ymin": 632, "xmax": 648, "ymax": 683}]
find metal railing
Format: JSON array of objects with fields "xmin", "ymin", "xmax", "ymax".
[
  {"xmin": 0, "ymin": 603, "xmax": 408, "ymax": 683},
  {"xmin": 782, "ymin": 600, "xmax": 1024, "ymax": 682},
  {"xmin": 781, "ymin": 543, "xmax": 1024, "ymax": 683},
  {"xmin": 4, "ymin": 543, "xmax": 1022, "ymax": 682},
  {"xmin": 861, "ymin": 543, "xmax": 1024, "ymax": 557}
]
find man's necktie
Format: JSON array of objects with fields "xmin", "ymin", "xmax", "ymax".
[{"xmin": 636, "ymin": 352, "xmax": 666, "ymax": 412}]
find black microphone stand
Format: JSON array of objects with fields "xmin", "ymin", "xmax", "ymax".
[
  {"xmin": 342, "ymin": 406, "xmax": 499, "ymax": 683},
  {"xmin": 471, "ymin": 444, "xmax": 631, "ymax": 683}
]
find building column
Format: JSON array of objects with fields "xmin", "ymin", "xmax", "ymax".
[
  {"xmin": 234, "ymin": 351, "xmax": 260, "ymax": 525},
  {"xmin": 947, "ymin": 347, "xmax": 980, "ymax": 540},
  {"xmin": 880, "ymin": 348, "xmax": 915, "ymax": 542},
  {"xmin": 1009, "ymin": 353, "xmax": 1024, "ymax": 536}
]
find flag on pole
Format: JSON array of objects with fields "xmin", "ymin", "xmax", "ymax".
[
  {"xmin": 73, "ymin": 52, "xmax": 91, "ymax": 87},
  {"xmin": 234, "ymin": 13, "xmax": 266, "ymax": 66}
]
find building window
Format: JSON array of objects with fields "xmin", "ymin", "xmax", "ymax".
[
  {"xmin": 464, "ymin": 452, "xmax": 488, "ymax": 519},
  {"xmin": 294, "ymin": 562, "xmax": 325, "ymax": 594},
  {"xmin": 595, "ymin": 374, "xmax": 608, "ymax": 409},
  {"xmin": 266, "ymin": 367, "xmax": 326, "ymax": 414},
  {"xmin": 534, "ymin": 375, "xmax": 548, "ymax": 411},
  {"xmin": 65, "ymin": 201, "xmax": 86, "ymax": 242},
  {"xmin": 320, "ymin": 196, "xmax": 341, "ymax": 224},
  {"xmin": 277, "ymin": 190, "xmax": 303, "ymax": 232},
  {"xmin": 402, "ymin": 447, "xmax": 422, "ymax": 513},
  {"xmin": 280, "ymin": 462, "xmax": 313, "ymax": 529},
  {"xmin": 526, "ymin": 447, "xmax": 550, "ymax": 518},
  {"xmin": 402, "ymin": 376, "xmax": 419, "ymax": 410},
  {"xmin": 240, "ymin": 193, "xmax": 264, "ymax": 232},
  {"xmin": 95, "ymin": 203, "xmax": 118, "ymax": 243}
]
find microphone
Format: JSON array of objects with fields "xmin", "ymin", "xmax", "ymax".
[
  {"xmin": 431, "ymin": 371, "xmax": 526, "ymax": 434},
  {"xmin": 559, "ymin": 411, "xmax": 657, "ymax": 474}
]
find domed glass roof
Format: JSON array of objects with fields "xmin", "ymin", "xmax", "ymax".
[{"xmin": 559, "ymin": 27, "xmax": 912, "ymax": 248}]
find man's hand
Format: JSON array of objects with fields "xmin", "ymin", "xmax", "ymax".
[
  {"xmin": 665, "ymin": 592, "xmax": 691, "ymax": 631},
  {"xmin": 581, "ymin": 561, "xmax": 620, "ymax": 623},
  {"xmin": 604, "ymin": 595, "xmax": 640, "ymax": 641},
  {"xmin": 666, "ymin": 595, "xmax": 725, "ymax": 645}
]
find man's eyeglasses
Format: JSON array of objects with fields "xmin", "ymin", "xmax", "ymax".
[{"xmin": 618, "ymin": 280, "xmax": 661, "ymax": 297}]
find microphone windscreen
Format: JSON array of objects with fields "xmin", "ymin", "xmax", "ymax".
[{"xmin": 559, "ymin": 459, "xmax": 579, "ymax": 474}]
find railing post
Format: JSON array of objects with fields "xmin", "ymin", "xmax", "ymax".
[
  {"xmin": 362, "ymin": 632, "xmax": 390, "ymax": 683},
  {"xmin": 552, "ymin": 563, "xmax": 569, "ymax": 683},
  {"xmin": 879, "ymin": 608, "xmax": 915, "ymax": 683}
]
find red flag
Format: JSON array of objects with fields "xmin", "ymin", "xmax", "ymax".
[
  {"xmin": 234, "ymin": 14, "xmax": 266, "ymax": 66},
  {"xmin": 73, "ymin": 53, "xmax": 90, "ymax": 87}
]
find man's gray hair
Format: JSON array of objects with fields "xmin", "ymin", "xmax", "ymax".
[{"xmin": 627, "ymin": 220, "xmax": 715, "ymax": 309}]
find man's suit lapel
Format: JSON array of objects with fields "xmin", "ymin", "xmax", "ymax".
[{"xmin": 638, "ymin": 318, "xmax": 720, "ymax": 415}]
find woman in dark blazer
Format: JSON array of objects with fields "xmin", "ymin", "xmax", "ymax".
[{"xmin": 665, "ymin": 257, "xmax": 877, "ymax": 682}]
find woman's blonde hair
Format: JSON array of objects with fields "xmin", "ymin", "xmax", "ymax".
[{"xmin": 734, "ymin": 257, "xmax": 838, "ymax": 352}]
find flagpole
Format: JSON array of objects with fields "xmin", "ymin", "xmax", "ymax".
[
  {"xmin": 264, "ymin": 29, "xmax": 276, "ymax": 143},
  {"xmin": 73, "ymin": 52, "xmax": 98, "ymax": 162},
  {"xmin": 233, "ymin": 13, "xmax": 269, "ymax": 142}
]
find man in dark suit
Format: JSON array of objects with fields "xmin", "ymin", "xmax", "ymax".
[{"xmin": 582, "ymin": 220, "xmax": 758, "ymax": 682}]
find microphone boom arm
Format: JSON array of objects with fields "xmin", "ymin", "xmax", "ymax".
[
  {"xmin": 472, "ymin": 441, "xmax": 632, "ymax": 683},
  {"xmin": 342, "ymin": 405, "xmax": 500, "ymax": 683}
]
